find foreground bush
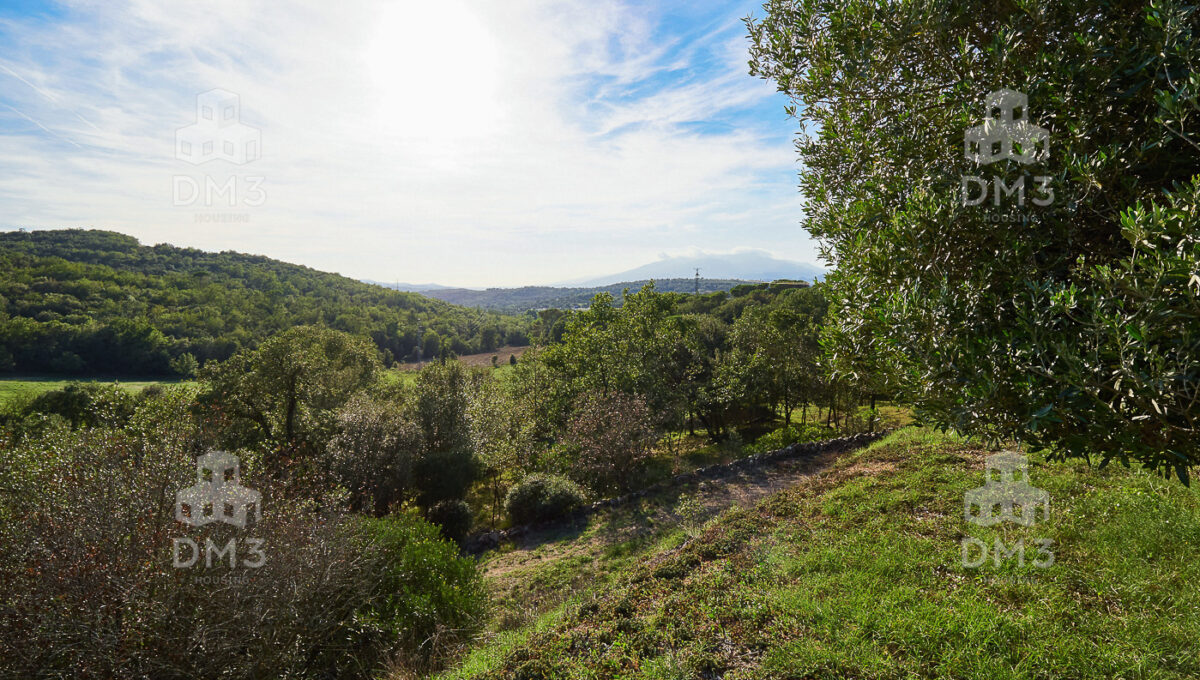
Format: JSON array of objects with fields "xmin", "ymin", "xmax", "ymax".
[
  {"xmin": 505, "ymin": 473, "xmax": 586, "ymax": 526},
  {"xmin": 0, "ymin": 388, "xmax": 485, "ymax": 679}
]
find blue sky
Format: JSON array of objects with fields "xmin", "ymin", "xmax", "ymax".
[{"xmin": 0, "ymin": 0, "xmax": 815, "ymax": 287}]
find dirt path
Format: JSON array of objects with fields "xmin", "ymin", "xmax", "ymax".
[{"xmin": 481, "ymin": 448, "xmax": 841, "ymax": 583}]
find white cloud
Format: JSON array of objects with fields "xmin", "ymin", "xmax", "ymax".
[{"xmin": 0, "ymin": 0, "xmax": 815, "ymax": 286}]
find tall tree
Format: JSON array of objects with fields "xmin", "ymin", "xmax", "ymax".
[
  {"xmin": 200, "ymin": 325, "xmax": 380, "ymax": 456},
  {"xmin": 749, "ymin": 0, "xmax": 1200, "ymax": 478}
]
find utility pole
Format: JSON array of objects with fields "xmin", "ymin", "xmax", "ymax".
[
  {"xmin": 694, "ymin": 268, "xmax": 700, "ymax": 295},
  {"xmin": 415, "ymin": 323, "xmax": 423, "ymax": 366}
]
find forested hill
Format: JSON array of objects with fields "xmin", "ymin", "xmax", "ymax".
[{"xmin": 0, "ymin": 229, "xmax": 529, "ymax": 376}]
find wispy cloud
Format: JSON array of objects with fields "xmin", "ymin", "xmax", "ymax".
[{"xmin": 0, "ymin": 0, "xmax": 815, "ymax": 286}]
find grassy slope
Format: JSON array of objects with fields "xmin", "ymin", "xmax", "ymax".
[{"xmin": 442, "ymin": 428, "xmax": 1200, "ymax": 679}]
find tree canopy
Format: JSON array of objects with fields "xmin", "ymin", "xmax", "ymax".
[
  {"xmin": 748, "ymin": 0, "xmax": 1200, "ymax": 479},
  {"xmin": 0, "ymin": 229, "xmax": 530, "ymax": 375}
]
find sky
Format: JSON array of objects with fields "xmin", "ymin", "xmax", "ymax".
[{"xmin": 0, "ymin": 0, "xmax": 816, "ymax": 287}]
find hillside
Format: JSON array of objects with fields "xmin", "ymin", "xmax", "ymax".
[
  {"xmin": 420, "ymin": 278, "xmax": 757, "ymax": 313},
  {"xmin": 441, "ymin": 428, "xmax": 1200, "ymax": 679},
  {"xmin": 0, "ymin": 229, "xmax": 529, "ymax": 375}
]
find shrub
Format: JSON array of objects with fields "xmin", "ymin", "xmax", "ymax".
[
  {"xmin": 0, "ymin": 388, "xmax": 486, "ymax": 679},
  {"xmin": 327, "ymin": 394, "xmax": 420, "ymax": 515},
  {"xmin": 746, "ymin": 424, "xmax": 836, "ymax": 453},
  {"xmin": 347, "ymin": 512, "xmax": 487, "ymax": 669},
  {"xmin": 26, "ymin": 381, "xmax": 136, "ymax": 428},
  {"xmin": 427, "ymin": 499, "xmax": 473, "ymax": 544},
  {"xmin": 505, "ymin": 473, "xmax": 586, "ymax": 526},
  {"xmin": 566, "ymin": 391, "xmax": 657, "ymax": 493}
]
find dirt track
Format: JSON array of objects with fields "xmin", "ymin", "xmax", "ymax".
[{"xmin": 481, "ymin": 446, "xmax": 841, "ymax": 581}]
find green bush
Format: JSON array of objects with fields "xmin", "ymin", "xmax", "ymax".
[
  {"xmin": 427, "ymin": 499, "xmax": 473, "ymax": 544},
  {"xmin": 745, "ymin": 423, "xmax": 835, "ymax": 453},
  {"xmin": 505, "ymin": 473, "xmax": 586, "ymax": 526},
  {"xmin": 26, "ymin": 381, "xmax": 136, "ymax": 428},
  {"xmin": 350, "ymin": 512, "xmax": 487, "ymax": 666},
  {"xmin": 0, "ymin": 388, "xmax": 486, "ymax": 679}
]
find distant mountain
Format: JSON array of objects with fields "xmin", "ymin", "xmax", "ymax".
[
  {"xmin": 361, "ymin": 279, "xmax": 457, "ymax": 292},
  {"xmin": 421, "ymin": 278, "xmax": 756, "ymax": 313},
  {"xmin": 562, "ymin": 251, "xmax": 826, "ymax": 287}
]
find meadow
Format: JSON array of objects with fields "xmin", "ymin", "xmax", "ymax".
[
  {"xmin": 440, "ymin": 427, "xmax": 1200, "ymax": 679},
  {"xmin": 0, "ymin": 376, "xmax": 184, "ymax": 403}
]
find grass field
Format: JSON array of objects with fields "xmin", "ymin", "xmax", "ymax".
[
  {"xmin": 388, "ymin": 351, "xmax": 521, "ymax": 387},
  {"xmin": 0, "ymin": 376, "xmax": 186, "ymax": 404},
  {"xmin": 439, "ymin": 427, "xmax": 1200, "ymax": 679}
]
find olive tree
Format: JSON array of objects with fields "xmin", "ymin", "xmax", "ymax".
[{"xmin": 748, "ymin": 0, "xmax": 1199, "ymax": 479}]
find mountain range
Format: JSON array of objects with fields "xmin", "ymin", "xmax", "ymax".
[
  {"xmin": 366, "ymin": 251, "xmax": 827, "ymax": 302},
  {"xmin": 416, "ymin": 279, "xmax": 757, "ymax": 313},
  {"xmin": 557, "ymin": 250, "xmax": 826, "ymax": 287}
]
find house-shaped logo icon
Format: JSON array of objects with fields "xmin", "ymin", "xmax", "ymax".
[
  {"xmin": 964, "ymin": 89, "xmax": 1048, "ymax": 165},
  {"xmin": 963, "ymin": 452, "xmax": 1049, "ymax": 526},
  {"xmin": 175, "ymin": 450, "xmax": 261, "ymax": 528},
  {"xmin": 175, "ymin": 89, "xmax": 261, "ymax": 165}
]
